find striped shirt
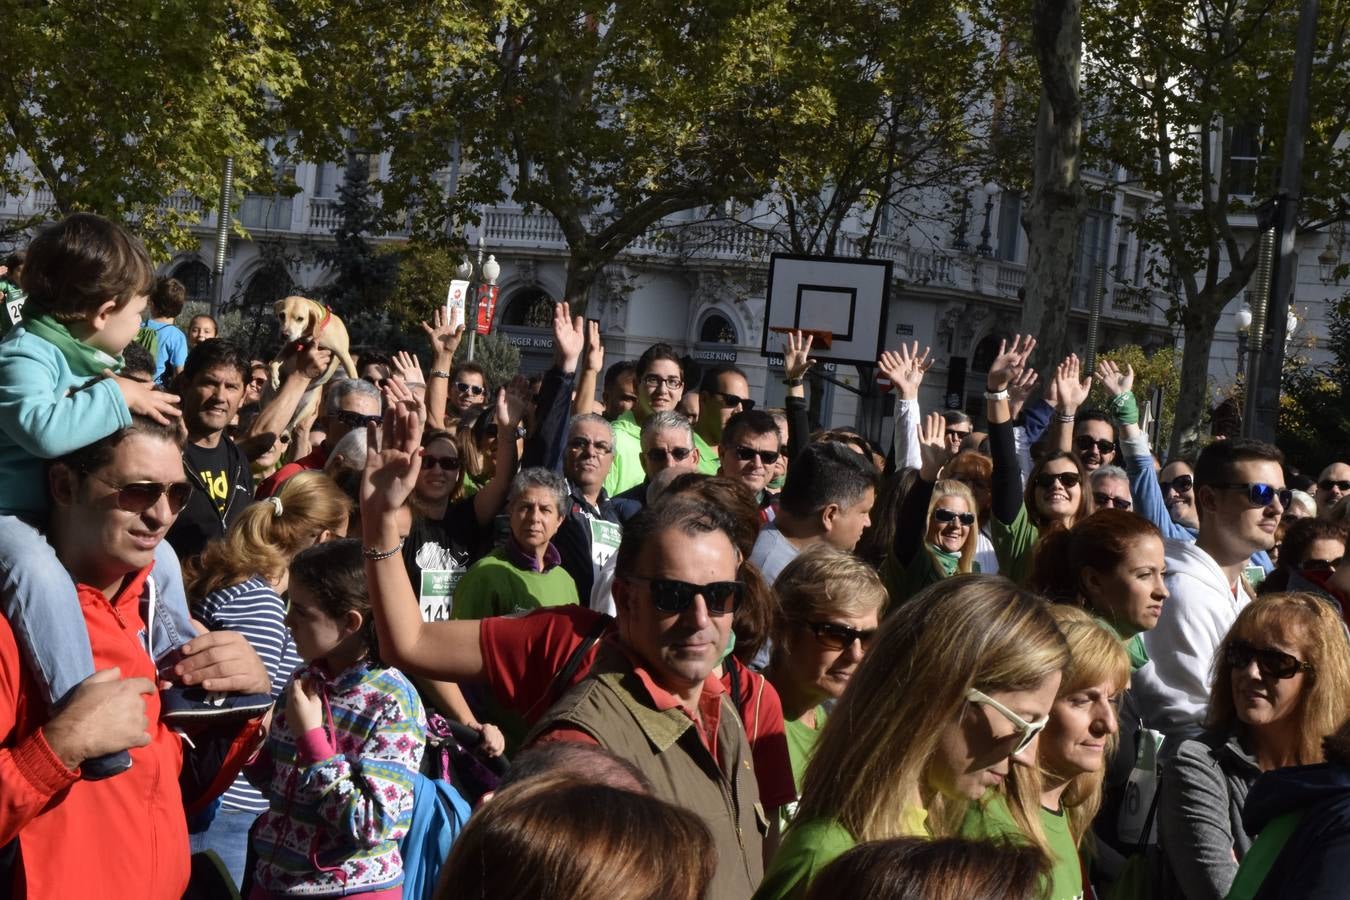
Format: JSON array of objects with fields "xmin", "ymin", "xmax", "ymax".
[{"xmin": 194, "ymin": 576, "xmax": 303, "ymax": 813}]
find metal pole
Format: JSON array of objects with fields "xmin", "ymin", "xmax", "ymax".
[
  {"xmin": 210, "ymin": 156, "xmax": 235, "ymax": 319},
  {"xmin": 1245, "ymin": 0, "xmax": 1319, "ymax": 442},
  {"xmin": 466, "ymin": 236, "xmax": 484, "ymax": 361},
  {"xmin": 1086, "ymin": 261, "xmax": 1106, "ymax": 375}
]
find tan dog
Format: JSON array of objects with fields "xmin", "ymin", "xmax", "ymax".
[{"xmin": 270, "ymin": 295, "xmax": 359, "ymax": 432}]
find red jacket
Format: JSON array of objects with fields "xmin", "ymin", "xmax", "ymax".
[
  {"xmin": 255, "ymin": 445, "xmax": 328, "ymax": 499},
  {"xmin": 0, "ymin": 565, "xmax": 253, "ymax": 898}
]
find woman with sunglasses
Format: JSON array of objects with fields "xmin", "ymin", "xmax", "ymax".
[
  {"xmin": 882, "ymin": 412, "xmax": 980, "ymax": 605},
  {"xmin": 984, "ymin": 336, "xmax": 1091, "ymax": 586},
  {"xmin": 182, "ymin": 470, "xmax": 351, "ymax": 886},
  {"xmin": 1157, "ymin": 593, "xmax": 1350, "ymax": 900},
  {"xmin": 765, "ymin": 546, "xmax": 888, "ymax": 823},
  {"xmin": 963, "ymin": 605, "xmax": 1130, "ymax": 900},
  {"xmin": 755, "ymin": 574, "xmax": 1068, "ymax": 900},
  {"xmin": 1260, "ymin": 517, "xmax": 1347, "ymax": 595}
]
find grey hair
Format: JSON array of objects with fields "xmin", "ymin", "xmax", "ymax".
[
  {"xmin": 1089, "ymin": 464, "xmax": 1130, "ymax": 487},
  {"xmin": 325, "ymin": 377, "xmax": 382, "ymax": 416},
  {"xmin": 324, "ymin": 428, "xmax": 369, "ymax": 475},
  {"xmin": 942, "ymin": 409, "xmax": 972, "ymax": 428},
  {"xmin": 1289, "ymin": 489, "xmax": 1318, "ymax": 518},
  {"xmin": 640, "ymin": 410, "xmax": 693, "ymax": 450},
  {"xmin": 509, "ymin": 466, "xmax": 571, "ymax": 513},
  {"xmin": 568, "ymin": 413, "xmax": 614, "ymax": 446}
]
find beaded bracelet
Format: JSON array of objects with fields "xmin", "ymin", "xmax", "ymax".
[{"xmin": 362, "ymin": 539, "xmax": 406, "ymax": 561}]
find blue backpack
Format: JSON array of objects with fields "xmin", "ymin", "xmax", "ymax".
[{"xmin": 401, "ymin": 772, "xmax": 473, "ymax": 897}]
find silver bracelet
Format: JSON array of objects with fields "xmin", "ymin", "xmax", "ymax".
[
  {"xmin": 362, "ymin": 539, "xmax": 405, "ymax": 561},
  {"xmin": 429, "ymin": 370, "xmax": 452, "ymax": 379}
]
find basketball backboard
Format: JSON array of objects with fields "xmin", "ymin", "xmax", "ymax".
[{"xmin": 759, "ymin": 253, "xmax": 892, "ymax": 367}]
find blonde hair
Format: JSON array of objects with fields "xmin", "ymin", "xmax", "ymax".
[
  {"xmin": 1208, "ymin": 592, "xmax": 1350, "ymax": 766},
  {"xmin": 771, "ymin": 545, "xmax": 889, "ymax": 655},
  {"xmin": 1045, "ymin": 605, "xmax": 1131, "ymax": 846},
  {"xmin": 925, "ymin": 479, "xmax": 979, "ymax": 576},
  {"xmin": 184, "ymin": 471, "xmax": 351, "ymax": 601},
  {"xmin": 797, "ymin": 574, "xmax": 1069, "ymax": 842}
]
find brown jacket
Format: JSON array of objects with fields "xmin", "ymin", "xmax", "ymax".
[{"xmin": 529, "ymin": 647, "xmax": 766, "ymax": 899}]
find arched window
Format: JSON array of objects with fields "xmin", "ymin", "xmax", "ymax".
[
  {"xmin": 500, "ymin": 287, "xmax": 554, "ymax": 329},
  {"xmin": 171, "ymin": 259, "xmax": 212, "ymax": 303},
  {"xmin": 970, "ymin": 334, "xmax": 1003, "ymax": 374},
  {"xmin": 240, "ymin": 263, "xmax": 294, "ymax": 312},
  {"xmin": 699, "ymin": 312, "xmax": 738, "ymax": 345}
]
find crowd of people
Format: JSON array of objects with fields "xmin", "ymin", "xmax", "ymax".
[{"xmin": 0, "ymin": 212, "xmax": 1348, "ymax": 899}]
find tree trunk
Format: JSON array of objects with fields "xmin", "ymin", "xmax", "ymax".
[
  {"xmin": 1169, "ymin": 298, "xmax": 1224, "ymax": 458},
  {"xmin": 563, "ymin": 252, "xmax": 601, "ymax": 312},
  {"xmin": 1021, "ymin": 0, "xmax": 1085, "ymax": 373}
]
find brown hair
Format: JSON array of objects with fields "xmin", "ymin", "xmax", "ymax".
[
  {"xmin": 945, "ymin": 451, "xmax": 993, "ymax": 522},
  {"xmin": 1029, "ymin": 509, "xmax": 1164, "ymax": 604},
  {"xmin": 771, "ymin": 545, "xmax": 889, "ymax": 661},
  {"xmin": 21, "ymin": 213, "xmax": 153, "ymax": 321},
  {"xmin": 1208, "ymin": 592, "xmax": 1350, "ymax": 765},
  {"xmin": 804, "ymin": 837, "xmax": 1048, "ymax": 900},
  {"xmin": 148, "ymin": 276, "xmax": 187, "ymax": 319},
  {"xmin": 1024, "ymin": 451, "xmax": 1092, "ymax": 530},
  {"xmin": 855, "ymin": 468, "xmax": 921, "ymax": 569},
  {"xmin": 436, "ymin": 772, "xmax": 714, "ymax": 900}
]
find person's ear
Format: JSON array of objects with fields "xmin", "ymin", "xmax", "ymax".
[
  {"xmin": 1080, "ymin": 566, "xmax": 1104, "ymax": 598},
  {"xmin": 613, "ymin": 576, "xmax": 634, "ymax": 617},
  {"xmin": 49, "ymin": 463, "xmax": 79, "ymax": 507},
  {"xmin": 90, "ymin": 298, "xmax": 121, "ymax": 332},
  {"xmin": 691, "ymin": 447, "xmax": 701, "ymax": 465},
  {"xmin": 1197, "ymin": 484, "xmax": 1219, "ymax": 516},
  {"xmin": 342, "ymin": 609, "xmax": 365, "ymax": 641},
  {"xmin": 820, "ymin": 503, "xmax": 841, "ymax": 533}
]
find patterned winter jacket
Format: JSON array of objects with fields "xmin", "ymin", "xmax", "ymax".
[{"xmin": 248, "ymin": 659, "xmax": 426, "ymax": 896}]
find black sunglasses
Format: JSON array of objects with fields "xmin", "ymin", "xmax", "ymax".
[
  {"xmin": 945, "ymin": 428, "xmax": 972, "ymax": 440},
  {"xmin": 567, "ymin": 436, "xmax": 613, "ymax": 455},
  {"xmin": 1093, "ymin": 492, "xmax": 1133, "ymax": 510},
  {"xmin": 90, "ymin": 474, "xmax": 192, "ymax": 514},
  {"xmin": 733, "ymin": 446, "xmax": 780, "ymax": 466},
  {"xmin": 645, "ymin": 446, "xmax": 693, "ymax": 464},
  {"xmin": 1034, "ymin": 471, "xmax": 1081, "ymax": 490},
  {"xmin": 336, "ymin": 410, "xmax": 384, "ymax": 429},
  {"xmin": 1319, "ymin": 479, "xmax": 1350, "ymax": 492},
  {"xmin": 454, "ymin": 382, "xmax": 486, "ymax": 397},
  {"xmin": 804, "ymin": 620, "xmax": 877, "ymax": 651},
  {"xmin": 1210, "ymin": 482, "xmax": 1292, "ymax": 509},
  {"xmin": 422, "ymin": 454, "xmax": 461, "ymax": 471},
  {"xmin": 1301, "ymin": 558, "xmax": 1338, "ymax": 573},
  {"xmin": 1227, "ymin": 639, "xmax": 1314, "ymax": 680},
  {"xmin": 716, "ymin": 392, "xmax": 755, "ymax": 411},
  {"xmin": 1161, "ymin": 474, "xmax": 1194, "ymax": 494},
  {"xmin": 1076, "ymin": 436, "xmax": 1117, "ymax": 455},
  {"xmin": 933, "ymin": 507, "xmax": 976, "ymax": 526},
  {"xmin": 624, "ymin": 576, "xmax": 743, "ymax": 615}
]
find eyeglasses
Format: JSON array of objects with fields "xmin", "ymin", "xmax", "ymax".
[
  {"xmin": 1160, "ymin": 474, "xmax": 1194, "ymax": 494},
  {"xmin": 1034, "ymin": 471, "xmax": 1081, "ymax": 491},
  {"xmin": 1226, "ymin": 639, "xmax": 1314, "ymax": 680},
  {"xmin": 1319, "ymin": 479, "xmax": 1350, "ymax": 493},
  {"xmin": 803, "ymin": 620, "xmax": 877, "ymax": 651},
  {"xmin": 567, "ymin": 437, "xmax": 613, "ymax": 455},
  {"xmin": 966, "ymin": 688, "xmax": 1050, "ymax": 755},
  {"xmin": 642, "ymin": 374, "xmax": 684, "ymax": 392},
  {"xmin": 645, "ymin": 446, "xmax": 693, "ymax": 464},
  {"xmin": 1301, "ymin": 558, "xmax": 1338, "ymax": 572},
  {"xmin": 89, "ymin": 474, "xmax": 193, "ymax": 515},
  {"xmin": 733, "ymin": 446, "xmax": 780, "ymax": 466},
  {"xmin": 716, "ymin": 392, "xmax": 755, "ymax": 411},
  {"xmin": 1076, "ymin": 436, "xmax": 1117, "ymax": 455},
  {"xmin": 624, "ymin": 576, "xmax": 743, "ymax": 616},
  {"xmin": 454, "ymin": 382, "xmax": 486, "ymax": 397},
  {"xmin": 1093, "ymin": 492, "xmax": 1133, "ymax": 510},
  {"xmin": 335, "ymin": 410, "xmax": 384, "ymax": 430},
  {"xmin": 934, "ymin": 507, "xmax": 976, "ymax": 526},
  {"xmin": 945, "ymin": 429, "xmax": 972, "ymax": 441},
  {"xmin": 1210, "ymin": 482, "xmax": 1292, "ymax": 509},
  {"xmin": 422, "ymin": 455, "xmax": 461, "ymax": 471}
]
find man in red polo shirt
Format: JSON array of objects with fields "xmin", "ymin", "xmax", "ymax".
[{"xmin": 0, "ymin": 416, "xmax": 272, "ymax": 899}]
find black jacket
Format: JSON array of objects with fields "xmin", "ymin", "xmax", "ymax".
[
  {"xmin": 1241, "ymin": 762, "xmax": 1350, "ymax": 899},
  {"xmin": 166, "ymin": 437, "xmax": 254, "ymax": 561}
]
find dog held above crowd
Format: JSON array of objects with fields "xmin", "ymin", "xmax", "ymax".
[{"xmin": 1, "ymin": 212, "xmax": 1349, "ymax": 900}]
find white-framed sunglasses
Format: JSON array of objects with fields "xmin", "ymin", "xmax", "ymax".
[{"xmin": 966, "ymin": 688, "xmax": 1050, "ymax": 755}]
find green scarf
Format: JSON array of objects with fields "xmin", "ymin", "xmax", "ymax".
[
  {"xmin": 1094, "ymin": 615, "xmax": 1150, "ymax": 672},
  {"xmin": 24, "ymin": 315, "xmax": 123, "ymax": 376},
  {"xmin": 928, "ymin": 544, "xmax": 963, "ymax": 578}
]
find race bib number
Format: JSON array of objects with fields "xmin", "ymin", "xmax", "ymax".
[
  {"xmin": 6, "ymin": 298, "xmax": 23, "ymax": 326},
  {"xmin": 590, "ymin": 518, "xmax": 622, "ymax": 568},
  {"xmin": 419, "ymin": 569, "xmax": 464, "ymax": 621}
]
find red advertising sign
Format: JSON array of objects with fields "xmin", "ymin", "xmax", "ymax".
[{"xmin": 475, "ymin": 284, "xmax": 500, "ymax": 335}]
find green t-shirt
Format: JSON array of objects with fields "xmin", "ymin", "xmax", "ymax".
[
  {"xmin": 991, "ymin": 502, "xmax": 1040, "ymax": 587},
  {"xmin": 962, "ymin": 793, "xmax": 1084, "ymax": 900},
  {"xmin": 754, "ymin": 818, "xmax": 856, "ymax": 900},
  {"xmin": 692, "ymin": 429, "xmax": 720, "ymax": 475},
  {"xmin": 450, "ymin": 547, "xmax": 579, "ymax": 619},
  {"xmin": 779, "ymin": 707, "xmax": 827, "ymax": 833},
  {"xmin": 603, "ymin": 410, "xmax": 644, "ymax": 496}
]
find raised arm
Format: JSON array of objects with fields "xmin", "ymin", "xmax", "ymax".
[
  {"xmin": 892, "ymin": 412, "xmax": 952, "ymax": 564},
  {"xmin": 782, "ymin": 330, "xmax": 815, "ymax": 460},
  {"xmin": 571, "ymin": 318, "xmax": 603, "ymax": 417},
  {"xmin": 420, "ymin": 307, "xmax": 464, "ymax": 433},
  {"xmin": 1047, "ymin": 354, "xmax": 1091, "ymax": 456},
  {"xmin": 879, "ymin": 342, "xmax": 932, "ymax": 472},
  {"xmin": 1098, "ymin": 360, "xmax": 1190, "ymax": 541},
  {"xmin": 471, "ymin": 378, "xmax": 529, "ymax": 528},
  {"xmin": 361, "ymin": 395, "xmax": 486, "ymax": 682},
  {"xmin": 524, "ymin": 302, "xmax": 583, "ymax": 472},
  {"xmin": 985, "ymin": 336, "xmax": 1037, "ymax": 525},
  {"xmin": 242, "ymin": 343, "xmax": 332, "ymax": 450}
]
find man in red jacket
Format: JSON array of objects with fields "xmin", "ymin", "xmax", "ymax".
[{"xmin": 0, "ymin": 415, "xmax": 272, "ymax": 899}]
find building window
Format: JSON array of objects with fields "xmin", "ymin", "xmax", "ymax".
[
  {"xmin": 699, "ymin": 313, "xmax": 738, "ymax": 345},
  {"xmin": 171, "ymin": 259, "xmax": 212, "ymax": 303},
  {"xmin": 500, "ymin": 287, "xmax": 555, "ymax": 329},
  {"xmin": 1229, "ymin": 124, "xmax": 1261, "ymax": 197},
  {"xmin": 996, "ymin": 191, "xmax": 1023, "ymax": 262},
  {"xmin": 241, "ymin": 263, "xmax": 294, "ymax": 312}
]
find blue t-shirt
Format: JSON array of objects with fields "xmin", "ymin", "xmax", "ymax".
[{"xmin": 145, "ymin": 320, "xmax": 188, "ymax": 386}]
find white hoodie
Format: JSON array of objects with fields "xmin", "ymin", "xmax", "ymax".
[{"xmin": 1133, "ymin": 538, "xmax": 1252, "ymax": 737}]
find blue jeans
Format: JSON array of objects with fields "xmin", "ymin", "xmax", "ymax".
[
  {"xmin": 0, "ymin": 515, "xmax": 195, "ymax": 708},
  {"xmin": 190, "ymin": 804, "xmax": 260, "ymax": 889}
]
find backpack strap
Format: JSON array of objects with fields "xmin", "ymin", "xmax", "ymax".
[
  {"xmin": 528, "ymin": 613, "xmax": 612, "ymax": 721},
  {"xmin": 1226, "ymin": 810, "xmax": 1305, "ymax": 900}
]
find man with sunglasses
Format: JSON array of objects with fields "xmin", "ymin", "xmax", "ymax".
[
  {"xmin": 602, "ymin": 343, "xmax": 692, "ymax": 497},
  {"xmin": 1134, "ymin": 437, "xmax": 1289, "ymax": 737},
  {"xmin": 0, "ymin": 416, "xmax": 274, "ymax": 898},
  {"xmin": 694, "ymin": 363, "xmax": 755, "ymax": 468},
  {"xmin": 447, "ymin": 361, "xmax": 488, "ymax": 417},
  {"xmin": 717, "ymin": 409, "xmax": 786, "ymax": 523},
  {"xmin": 1314, "ymin": 461, "xmax": 1350, "ymax": 516},
  {"xmin": 613, "ymin": 411, "xmax": 702, "ymax": 513},
  {"xmin": 254, "ymin": 377, "xmax": 382, "ymax": 500},
  {"xmin": 1089, "ymin": 464, "xmax": 1133, "ymax": 512}
]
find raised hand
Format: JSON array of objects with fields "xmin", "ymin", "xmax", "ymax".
[
  {"xmin": 1007, "ymin": 367, "xmax": 1039, "ymax": 420},
  {"xmin": 497, "ymin": 375, "xmax": 531, "ymax": 428},
  {"xmin": 877, "ymin": 342, "xmax": 932, "ymax": 401},
  {"xmin": 784, "ymin": 330, "xmax": 817, "ymax": 382},
  {"xmin": 420, "ymin": 307, "xmax": 465, "ymax": 361},
  {"xmin": 552, "ymin": 301, "xmax": 585, "ymax": 371},
  {"xmin": 1096, "ymin": 359, "xmax": 1134, "ymax": 398},
  {"xmin": 1054, "ymin": 354, "xmax": 1092, "ymax": 412},
  {"xmin": 361, "ymin": 396, "xmax": 425, "ymax": 516},
  {"xmin": 917, "ymin": 410, "xmax": 954, "ymax": 479},
  {"xmin": 986, "ymin": 334, "xmax": 1036, "ymax": 392},
  {"xmin": 584, "ymin": 319, "xmax": 604, "ymax": 374}
]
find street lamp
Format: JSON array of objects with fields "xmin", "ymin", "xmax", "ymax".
[
  {"xmin": 460, "ymin": 236, "xmax": 502, "ymax": 361},
  {"xmin": 976, "ymin": 182, "xmax": 999, "ymax": 257},
  {"xmin": 1233, "ymin": 303, "xmax": 1253, "ymax": 375},
  {"xmin": 952, "ymin": 189, "xmax": 971, "ymax": 252}
]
